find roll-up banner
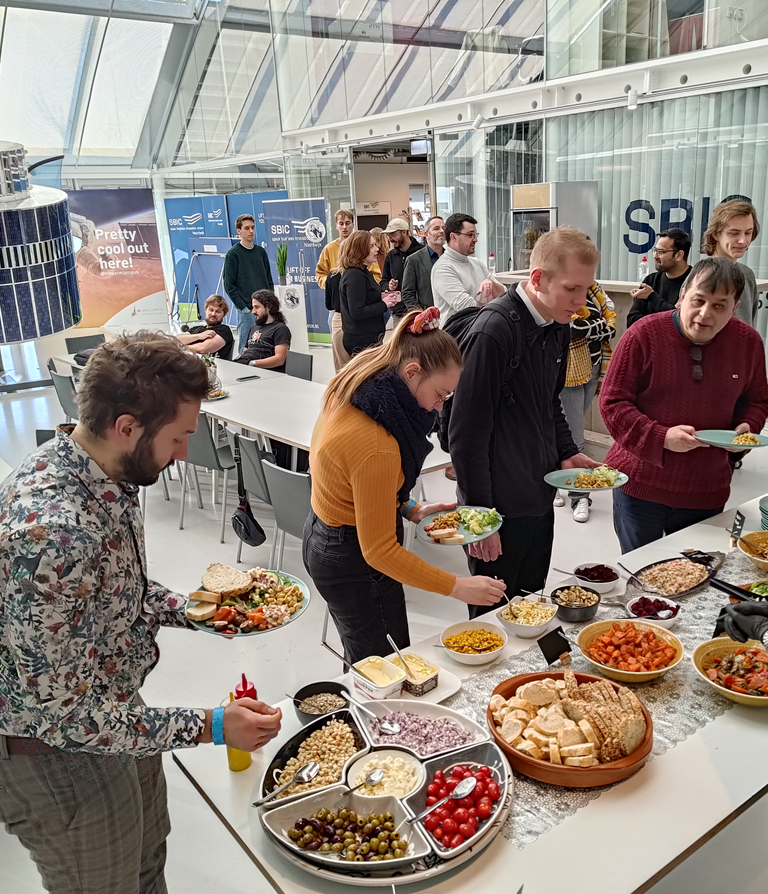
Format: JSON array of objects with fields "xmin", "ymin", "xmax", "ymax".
[
  {"xmin": 226, "ymin": 190, "xmax": 288, "ymax": 253},
  {"xmin": 262, "ymin": 197, "xmax": 329, "ymax": 342}
]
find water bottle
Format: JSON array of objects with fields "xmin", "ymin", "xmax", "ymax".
[
  {"xmin": 638, "ymin": 255, "xmax": 649, "ymax": 281},
  {"xmin": 488, "ymin": 252, "xmax": 496, "ymax": 275}
]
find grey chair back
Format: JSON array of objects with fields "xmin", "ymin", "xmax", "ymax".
[
  {"xmin": 187, "ymin": 413, "xmax": 234, "ymax": 472},
  {"xmin": 46, "ymin": 357, "xmax": 56, "ymax": 374},
  {"xmin": 50, "ymin": 371, "xmax": 79, "ymax": 421},
  {"xmin": 65, "ymin": 334, "xmax": 105, "ymax": 354},
  {"xmin": 225, "ymin": 430, "xmax": 274, "ymax": 505},
  {"xmin": 261, "ymin": 460, "xmax": 311, "ymax": 540},
  {"xmin": 285, "ymin": 350, "xmax": 313, "ymax": 381}
]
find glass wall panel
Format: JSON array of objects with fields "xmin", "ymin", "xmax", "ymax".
[
  {"xmin": 546, "ymin": 0, "xmax": 768, "ymax": 79},
  {"xmin": 546, "ymin": 88, "xmax": 768, "ymax": 286},
  {"xmin": 268, "ymin": 0, "xmax": 544, "ymax": 131},
  {"xmin": 435, "ymin": 120, "xmax": 544, "ymax": 271}
]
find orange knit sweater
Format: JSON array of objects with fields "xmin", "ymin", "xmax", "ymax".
[{"xmin": 310, "ymin": 404, "xmax": 456, "ymax": 596}]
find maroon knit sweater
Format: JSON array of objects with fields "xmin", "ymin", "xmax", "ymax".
[{"xmin": 600, "ymin": 312, "xmax": 768, "ymax": 509}]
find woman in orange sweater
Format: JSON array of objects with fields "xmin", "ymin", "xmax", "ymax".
[{"xmin": 303, "ymin": 307, "xmax": 506, "ymax": 663}]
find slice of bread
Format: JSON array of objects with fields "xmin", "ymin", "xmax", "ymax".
[
  {"xmin": 564, "ymin": 756, "xmax": 597, "ymax": 767},
  {"xmin": 201, "ymin": 563, "xmax": 253, "ymax": 598},
  {"xmin": 430, "ymin": 527, "xmax": 457, "ymax": 541},
  {"xmin": 563, "ymin": 668, "xmax": 580, "ymax": 700},
  {"xmin": 549, "ymin": 741, "xmax": 562, "ymax": 764},
  {"xmin": 517, "ymin": 679, "xmax": 558, "ymax": 706},
  {"xmin": 515, "ymin": 740, "xmax": 543, "ymax": 760},
  {"xmin": 508, "ymin": 709, "xmax": 532, "ymax": 724},
  {"xmin": 507, "ymin": 697, "xmax": 534, "ymax": 715},
  {"xmin": 560, "ymin": 698, "xmax": 587, "ymax": 724},
  {"xmin": 523, "ymin": 728, "xmax": 553, "ymax": 750},
  {"xmin": 532, "ymin": 711, "xmax": 566, "ymax": 737},
  {"xmin": 188, "ymin": 589, "xmax": 221, "ymax": 605},
  {"xmin": 559, "ymin": 743, "xmax": 596, "ymax": 758},
  {"xmin": 441, "ymin": 534, "xmax": 466, "ymax": 544},
  {"xmin": 500, "ymin": 716, "xmax": 524, "ymax": 745},
  {"xmin": 578, "ymin": 720, "xmax": 599, "ymax": 746},
  {"xmin": 557, "ymin": 722, "xmax": 587, "ymax": 748},
  {"xmin": 618, "ymin": 715, "xmax": 647, "ymax": 756},
  {"xmin": 187, "ymin": 602, "xmax": 217, "ymax": 622},
  {"xmin": 489, "ymin": 694, "xmax": 506, "ymax": 714}
]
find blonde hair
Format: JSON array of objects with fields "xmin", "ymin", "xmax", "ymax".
[
  {"xmin": 323, "ymin": 311, "xmax": 463, "ymax": 415},
  {"xmin": 703, "ymin": 200, "xmax": 760, "ymax": 256},
  {"xmin": 335, "ymin": 208, "xmax": 354, "ymax": 223},
  {"xmin": 204, "ymin": 294, "xmax": 229, "ymax": 314},
  {"xmin": 337, "ymin": 230, "xmax": 375, "ymax": 272},
  {"xmin": 369, "ymin": 227, "xmax": 390, "ymax": 258},
  {"xmin": 530, "ymin": 226, "xmax": 600, "ymax": 275}
]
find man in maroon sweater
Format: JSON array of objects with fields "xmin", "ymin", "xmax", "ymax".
[{"xmin": 600, "ymin": 257, "xmax": 768, "ymax": 553}]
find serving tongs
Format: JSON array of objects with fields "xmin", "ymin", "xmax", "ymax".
[{"xmin": 709, "ymin": 577, "xmax": 751, "ymax": 603}]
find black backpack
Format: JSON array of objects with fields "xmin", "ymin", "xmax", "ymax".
[{"xmin": 438, "ymin": 293, "xmax": 526, "ymax": 452}]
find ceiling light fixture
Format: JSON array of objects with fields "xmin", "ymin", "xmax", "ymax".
[
  {"xmin": 627, "ymin": 88, "xmax": 639, "ymax": 111},
  {"xmin": 472, "ymin": 114, "xmax": 485, "ymax": 131}
]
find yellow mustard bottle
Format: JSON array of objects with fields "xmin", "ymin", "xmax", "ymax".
[{"xmin": 225, "ymin": 691, "xmax": 252, "ymax": 772}]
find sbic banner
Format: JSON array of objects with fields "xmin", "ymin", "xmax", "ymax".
[
  {"xmin": 263, "ymin": 197, "xmax": 329, "ymax": 340},
  {"xmin": 165, "ymin": 196, "xmax": 228, "ymax": 303},
  {"xmin": 226, "ymin": 190, "xmax": 288, "ymax": 250}
]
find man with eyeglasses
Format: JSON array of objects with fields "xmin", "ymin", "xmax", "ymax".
[
  {"xmin": 627, "ymin": 228, "xmax": 691, "ymax": 328},
  {"xmin": 600, "ymin": 257, "xmax": 768, "ymax": 553},
  {"xmin": 431, "ymin": 213, "xmax": 505, "ymax": 326}
]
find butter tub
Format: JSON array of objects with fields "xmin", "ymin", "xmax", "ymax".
[
  {"xmin": 352, "ymin": 656, "xmax": 404, "ymax": 700},
  {"xmin": 386, "ymin": 651, "xmax": 440, "ymax": 697}
]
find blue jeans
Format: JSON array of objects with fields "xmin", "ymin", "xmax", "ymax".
[
  {"xmin": 236, "ymin": 307, "xmax": 253, "ymax": 354},
  {"xmin": 612, "ymin": 488, "xmax": 723, "ymax": 554}
]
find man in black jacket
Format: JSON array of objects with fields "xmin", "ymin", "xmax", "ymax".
[
  {"xmin": 449, "ymin": 227, "xmax": 601, "ymax": 617},
  {"xmin": 627, "ymin": 228, "xmax": 691, "ymax": 327},
  {"xmin": 381, "ymin": 218, "xmax": 423, "ymax": 319}
]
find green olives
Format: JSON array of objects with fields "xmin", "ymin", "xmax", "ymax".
[
  {"xmin": 363, "ymin": 824, "xmax": 373, "ymax": 835},
  {"xmin": 331, "ymin": 842, "xmax": 344, "ymax": 853},
  {"xmin": 383, "ymin": 821, "xmax": 394, "ymax": 832},
  {"xmin": 360, "ymin": 843, "xmax": 370, "ymax": 855},
  {"xmin": 345, "ymin": 851, "xmax": 355, "ymax": 862},
  {"xmin": 378, "ymin": 842, "xmax": 389, "ymax": 855},
  {"xmin": 320, "ymin": 843, "xmax": 331, "ymax": 852},
  {"xmin": 369, "ymin": 837, "xmax": 379, "ymax": 850},
  {"xmin": 393, "ymin": 848, "xmax": 404, "ymax": 859},
  {"xmin": 287, "ymin": 828, "xmax": 301, "ymax": 841}
]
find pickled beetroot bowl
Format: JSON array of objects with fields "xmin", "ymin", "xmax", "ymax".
[
  {"xmin": 571, "ymin": 563, "xmax": 621, "ymax": 594},
  {"xmin": 626, "ymin": 595, "xmax": 681, "ymax": 629}
]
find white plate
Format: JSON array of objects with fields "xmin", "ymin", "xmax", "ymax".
[{"xmin": 343, "ymin": 661, "xmax": 461, "ymax": 705}]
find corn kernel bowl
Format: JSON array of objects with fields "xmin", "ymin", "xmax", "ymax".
[{"xmin": 439, "ymin": 621, "xmax": 508, "ymax": 666}]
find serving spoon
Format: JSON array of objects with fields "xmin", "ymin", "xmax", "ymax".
[
  {"xmin": 407, "ymin": 776, "xmax": 477, "ymax": 824},
  {"xmin": 340, "ymin": 689, "xmax": 400, "ymax": 736},
  {"xmin": 252, "ymin": 761, "xmax": 320, "ymax": 807}
]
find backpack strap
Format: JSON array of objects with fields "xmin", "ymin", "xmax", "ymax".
[{"xmin": 481, "ymin": 293, "xmax": 525, "ymax": 406}]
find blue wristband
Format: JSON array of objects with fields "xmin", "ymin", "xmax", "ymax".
[
  {"xmin": 211, "ymin": 706, "xmax": 225, "ymax": 745},
  {"xmin": 401, "ymin": 499, "xmax": 417, "ymax": 520}
]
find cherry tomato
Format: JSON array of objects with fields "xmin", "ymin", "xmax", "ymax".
[
  {"xmin": 424, "ymin": 814, "xmax": 440, "ymax": 832},
  {"xmin": 456, "ymin": 796, "xmax": 475, "ymax": 810},
  {"xmin": 450, "ymin": 833, "xmax": 465, "ymax": 849},
  {"xmin": 478, "ymin": 765, "xmax": 492, "ymax": 777},
  {"xmin": 437, "ymin": 787, "xmax": 447, "ymax": 799},
  {"xmin": 468, "ymin": 807, "xmax": 477, "ymax": 819},
  {"xmin": 469, "ymin": 815, "xmax": 479, "ymax": 829},
  {"xmin": 445, "ymin": 799, "xmax": 456, "ymax": 813},
  {"xmin": 452, "ymin": 765, "xmax": 467, "ymax": 777},
  {"xmin": 445, "ymin": 778, "xmax": 459, "ymax": 793},
  {"xmin": 476, "ymin": 801, "xmax": 492, "ymax": 821},
  {"xmin": 458, "ymin": 823, "xmax": 475, "ymax": 839},
  {"xmin": 452, "ymin": 808, "xmax": 469, "ymax": 824},
  {"xmin": 433, "ymin": 827, "xmax": 443, "ymax": 840},
  {"xmin": 486, "ymin": 781, "xmax": 500, "ymax": 802},
  {"xmin": 427, "ymin": 783, "xmax": 440, "ymax": 797},
  {"xmin": 433, "ymin": 770, "xmax": 445, "ymax": 783},
  {"xmin": 442, "ymin": 818, "xmax": 458, "ymax": 836},
  {"xmin": 436, "ymin": 807, "xmax": 450, "ymax": 822},
  {"xmin": 470, "ymin": 770, "xmax": 485, "ymax": 780},
  {"xmin": 426, "ymin": 795, "xmax": 438, "ymax": 806},
  {"xmin": 472, "ymin": 780, "xmax": 486, "ymax": 799}
]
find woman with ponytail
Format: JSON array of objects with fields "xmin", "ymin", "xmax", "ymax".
[{"xmin": 303, "ymin": 307, "xmax": 506, "ymax": 664}]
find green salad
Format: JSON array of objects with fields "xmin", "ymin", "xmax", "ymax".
[
  {"xmin": 592, "ymin": 465, "xmax": 621, "ymax": 485},
  {"xmin": 748, "ymin": 582, "xmax": 768, "ymax": 601},
  {"xmin": 458, "ymin": 507, "xmax": 502, "ymax": 536}
]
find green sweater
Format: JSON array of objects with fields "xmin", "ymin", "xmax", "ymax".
[{"xmin": 222, "ymin": 242, "xmax": 273, "ymax": 311}]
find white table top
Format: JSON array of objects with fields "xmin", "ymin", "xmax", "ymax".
[{"xmin": 173, "ymin": 496, "xmax": 768, "ymax": 893}]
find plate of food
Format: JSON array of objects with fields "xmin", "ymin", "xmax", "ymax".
[
  {"xmin": 576, "ymin": 619, "xmax": 684, "ymax": 683},
  {"xmin": 543, "ymin": 465, "xmax": 628, "ymax": 492},
  {"xmin": 692, "ymin": 637, "xmax": 768, "ymax": 706},
  {"xmin": 627, "ymin": 556, "xmax": 716, "ymax": 598},
  {"xmin": 735, "ymin": 580, "xmax": 768, "ymax": 604},
  {"xmin": 416, "ymin": 506, "xmax": 502, "ymax": 546},
  {"xmin": 694, "ymin": 429, "xmax": 768, "ymax": 449},
  {"xmin": 204, "ymin": 388, "xmax": 229, "ymax": 401},
  {"xmin": 487, "ymin": 669, "xmax": 653, "ymax": 788},
  {"xmin": 186, "ymin": 563, "xmax": 310, "ymax": 636}
]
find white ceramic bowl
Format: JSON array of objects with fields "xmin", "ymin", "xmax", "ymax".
[
  {"xmin": 439, "ymin": 620, "xmax": 508, "ymax": 666},
  {"xmin": 346, "ymin": 748, "xmax": 426, "ymax": 803},
  {"xmin": 571, "ymin": 563, "xmax": 621, "ymax": 594},
  {"xmin": 626, "ymin": 595, "xmax": 681, "ymax": 629},
  {"xmin": 496, "ymin": 595, "xmax": 557, "ymax": 639}
]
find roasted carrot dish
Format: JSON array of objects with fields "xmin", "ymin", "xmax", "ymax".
[{"xmin": 586, "ymin": 623, "xmax": 677, "ymax": 672}]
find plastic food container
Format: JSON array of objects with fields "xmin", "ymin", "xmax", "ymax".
[
  {"xmin": 385, "ymin": 651, "xmax": 440, "ymax": 697},
  {"xmin": 351, "ymin": 656, "xmax": 404, "ymax": 700}
]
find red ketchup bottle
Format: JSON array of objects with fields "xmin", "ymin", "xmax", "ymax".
[{"xmin": 235, "ymin": 673, "xmax": 257, "ymax": 701}]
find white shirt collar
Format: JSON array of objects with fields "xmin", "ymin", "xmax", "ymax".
[{"xmin": 516, "ymin": 282, "xmax": 552, "ymax": 327}]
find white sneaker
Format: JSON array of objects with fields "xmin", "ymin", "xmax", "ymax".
[
  {"xmin": 553, "ymin": 491, "xmax": 566, "ymax": 508},
  {"xmin": 573, "ymin": 497, "xmax": 590, "ymax": 523}
]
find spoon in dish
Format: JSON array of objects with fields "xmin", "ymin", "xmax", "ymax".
[
  {"xmin": 252, "ymin": 761, "xmax": 320, "ymax": 807},
  {"xmin": 340, "ymin": 689, "xmax": 400, "ymax": 736},
  {"xmin": 407, "ymin": 776, "xmax": 477, "ymax": 824},
  {"xmin": 386, "ymin": 634, "xmax": 418, "ymax": 683}
]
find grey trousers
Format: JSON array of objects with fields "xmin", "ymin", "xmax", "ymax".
[
  {"xmin": 560, "ymin": 360, "xmax": 601, "ymax": 507},
  {"xmin": 0, "ymin": 737, "xmax": 170, "ymax": 894}
]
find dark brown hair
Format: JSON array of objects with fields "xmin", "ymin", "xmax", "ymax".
[
  {"xmin": 703, "ymin": 200, "xmax": 760, "ymax": 256},
  {"xmin": 235, "ymin": 214, "xmax": 255, "ymax": 230},
  {"xmin": 324, "ymin": 310, "xmax": 463, "ymax": 414},
  {"xmin": 77, "ymin": 332, "xmax": 211, "ymax": 439},
  {"xmin": 251, "ymin": 289, "xmax": 287, "ymax": 325},
  {"xmin": 681, "ymin": 257, "xmax": 745, "ymax": 301}
]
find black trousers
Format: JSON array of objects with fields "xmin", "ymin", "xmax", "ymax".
[
  {"xmin": 465, "ymin": 510, "xmax": 555, "ymax": 619},
  {"xmin": 302, "ymin": 510, "xmax": 410, "ymax": 665},
  {"xmin": 343, "ymin": 332, "xmax": 383, "ymax": 357}
]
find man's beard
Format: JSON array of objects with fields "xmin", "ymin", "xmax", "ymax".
[
  {"xmin": 117, "ymin": 434, "xmax": 167, "ymax": 487},
  {"xmin": 255, "ymin": 312, "xmax": 268, "ymax": 325}
]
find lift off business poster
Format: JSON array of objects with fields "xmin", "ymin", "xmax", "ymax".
[{"xmin": 67, "ymin": 189, "xmax": 167, "ymax": 331}]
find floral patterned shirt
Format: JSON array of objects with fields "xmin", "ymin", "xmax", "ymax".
[{"xmin": 0, "ymin": 429, "xmax": 205, "ymax": 755}]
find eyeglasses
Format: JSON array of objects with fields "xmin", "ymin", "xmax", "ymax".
[
  {"xmin": 691, "ymin": 345, "xmax": 703, "ymax": 381},
  {"xmin": 426, "ymin": 377, "xmax": 454, "ymax": 405},
  {"xmin": 653, "ymin": 248, "xmax": 675, "ymax": 256},
  {"xmin": 458, "ymin": 230, "xmax": 479, "ymax": 241}
]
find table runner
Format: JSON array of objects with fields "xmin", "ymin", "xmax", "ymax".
[{"xmin": 444, "ymin": 551, "xmax": 758, "ymax": 848}]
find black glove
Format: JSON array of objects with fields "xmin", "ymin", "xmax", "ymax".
[{"xmin": 720, "ymin": 602, "xmax": 768, "ymax": 644}]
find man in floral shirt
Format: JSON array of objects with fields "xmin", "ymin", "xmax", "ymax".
[{"xmin": 0, "ymin": 333, "xmax": 282, "ymax": 894}]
